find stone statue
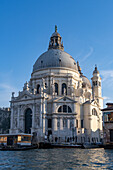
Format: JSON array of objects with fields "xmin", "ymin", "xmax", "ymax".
[
  {"xmin": 63, "ymin": 88, "xmax": 66, "ymax": 96},
  {"xmin": 12, "ymin": 92, "xmax": 15, "ymax": 98}
]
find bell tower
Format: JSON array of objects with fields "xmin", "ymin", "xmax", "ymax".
[{"xmin": 91, "ymin": 65, "xmax": 103, "ymax": 107}]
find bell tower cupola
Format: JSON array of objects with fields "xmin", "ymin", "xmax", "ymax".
[
  {"xmin": 91, "ymin": 65, "xmax": 102, "ymax": 103},
  {"xmin": 48, "ymin": 25, "xmax": 64, "ymax": 51}
]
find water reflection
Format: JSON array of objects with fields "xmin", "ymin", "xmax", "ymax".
[{"xmin": 0, "ymin": 149, "xmax": 113, "ymax": 169}]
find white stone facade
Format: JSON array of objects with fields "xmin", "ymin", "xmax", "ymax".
[{"xmin": 10, "ymin": 27, "xmax": 103, "ymax": 143}]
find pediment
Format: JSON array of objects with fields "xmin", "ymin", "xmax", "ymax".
[
  {"xmin": 16, "ymin": 90, "xmax": 34, "ymax": 101},
  {"xmin": 84, "ymin": 99, "xmax": 99, "ymax": 107},
  {"xmin": 91, "ymin": 100, "xmax": 99, "ymax": 106}
]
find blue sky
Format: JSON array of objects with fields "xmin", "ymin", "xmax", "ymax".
[{"xmin": 0, "ymin": 0, "xmax": 113, "ymax": 107}]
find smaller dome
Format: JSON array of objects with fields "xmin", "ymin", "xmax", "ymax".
[
  {"xmin": 51, "ymin": 32, "xmax": 61, "ymax": 37},
  {"xmin": 81, "ymin": 75, "xmax": 91, "ymax": 88}
]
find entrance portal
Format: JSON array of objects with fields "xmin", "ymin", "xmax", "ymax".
[{"xmin": 25, "ymin": 108, "xmax": 32, "ymax": 134}]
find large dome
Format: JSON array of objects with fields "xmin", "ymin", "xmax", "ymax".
[
  {"xmin": 33, "ymin": 26, "xmax": 78, "ymax": 72},
  {"xmin": 33, "ymin": 49, "xmax": 78, "ymax": 72}
]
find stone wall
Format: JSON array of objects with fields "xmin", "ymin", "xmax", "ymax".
[{"xmin": 0, "ymin": 108, "xmax": 11, "ymax": 134}]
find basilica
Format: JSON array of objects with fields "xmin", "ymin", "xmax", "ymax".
[{"xmin": 10, "ymin": 26, "xmax": 103, "ymax": 143}]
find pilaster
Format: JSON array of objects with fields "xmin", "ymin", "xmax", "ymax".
[
  {"xmin": 17, "ymin": 106, "xmax": 20, "ymax": 129},
  {"xmin": 60, "ymin": 117, "xmax": 63, "ymax": 130},
  {"xmin": 32, "ymin": 104, "xmax": 35, "ymax": 130}
]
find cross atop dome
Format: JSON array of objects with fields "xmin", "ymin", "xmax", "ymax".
[
  {"xmin": 48, "ymin": 26, "xmax": 64, "ymax": 51},
  {"xmin": 55, "ymin": 25, "xmax": 57, "ymax": 32}
]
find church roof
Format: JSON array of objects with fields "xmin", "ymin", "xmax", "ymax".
[
  {"xmin": 33, "ymin": 26, "xmax": 78, "ymax": 72},
  {"xmin": 33, "ymin": 49, "xmax": 78, "ymax": 72},
  {"xmin": 81, "ymin": 75, "xmax": 91, "ymax": 88},
  {"xmin": 101, "ymin": 107, "xmax": 113, "ymax": 111}
]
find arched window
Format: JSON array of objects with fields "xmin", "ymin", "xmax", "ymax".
[
  {"xmin": 37, "ymin": 84, "xmax": 40, "ymax": 94},
  {"xmin": 99, "ymin": 82, "xmax": 101, "ymax": 86},
  {"xmin": 54, "ymin": 83, "xmax": 58, "ymax": 95},
  {"xmin": 92, "ymin": 108, "xmax": 97, "ymax": 116},
  {"xmin": 62, "ymin": 83, "xmax": 67, "ymax": 95},
  {"xmin": 58, "ymin": 105, "xmax": 72, "ymax": 113},
  {"xmin": 68, "ymin": 106, "xmax": 72, "ymax": 113},
  {"xmin": 58, "ymin": 106, "xmax": 62, "ymax": 112},
  {"xmin": 45, "ymin": 83, "xmax": 47, "ymax": 88},
  {"xmin": 63, "ymin": 105, "xmax": 67, "ymax": 112},
  {"xmin": 25, "ymin": 108, "xmax": 32, "ymax": 134}
]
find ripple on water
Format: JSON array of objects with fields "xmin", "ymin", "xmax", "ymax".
[{"xmin": 0, "ymin": 149, "xmax": 113, "ymax": 169}]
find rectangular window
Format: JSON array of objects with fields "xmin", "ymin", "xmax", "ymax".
[
  {"xmin": 76, "ymin": 119, "xmax": 78, "ymax": 128},
  {"xmin": 57, "ymin": 121, "xmax": 60, "ymax": 128},
  {"xmin": 63, "ymin": 105, "xmax": 67, "ymax": 112},
  {"xmin": 110, "ymin": 130, "xmax": 113, "ymax": 142},
  {"xmin": 48, "ymin": 119, "xmax": 52, "ymax": 128},
  {"xmin": 18, "ymin": 136, "xmax": 21, "ymax": 142},
  {"xmin": 81, "ymin": 120, "xmax": 83, "ymax": 128}
]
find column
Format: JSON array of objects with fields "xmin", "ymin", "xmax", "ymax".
[
  {"xmin": 32, "ymin": 104, "xmax": 35, "ymax": 129},
  {"xmin": 73, "ymin": 103, "xmax": 76, "ymax": 113},
  {"xmin": 60, "ymin": 117, "xmax": 63, "ymax": 130},
  {"xmin": 17, "ymin": 106, "xmax": 20, "ymax": 130},
  {"xmin": 59, "ymin": 80, "xmax": 61, "ymax": 95},
  {"xmin": 43, "ymin": 115, "xmax": 45, "ymax": 134},
  {"xmin": 53, "ymin": 117, "xmax": 57, "ymax": 131},
  {"xmin": 73, "ymin": 118, "xmax": 76, "ymax": 128},
  {"xmin": 73, "ymin": 118, "xmax": 76, "ymax": 136},
  {"xmin": 11, "ymin": 105, "xmax": 14, "ymax": 131},
  {"xmin": 40, "ymin": 99, "xmax": 43, "ymax": 127},
  {"xmin": 67, "ymin": 118, "xmax": 70, "ymax": 129},
  {"xmin": 53, "ymin": 103, "xmax": 56, "ymax": 113},
  {"xmin": 32, "ymin": 80, "xmax": 35, "ymax": 94},
  {"xmin": 45, "ymin": 117, "xmax": 47, "ymax": 132}
]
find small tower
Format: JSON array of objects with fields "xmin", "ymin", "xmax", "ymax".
[
  {"xmin": 48, "ymin": 25, "xmax": 64, "ymax": 51},
  {"xmin": 91, "ymin": 65, "xmax": 103, "ymax": 106}
]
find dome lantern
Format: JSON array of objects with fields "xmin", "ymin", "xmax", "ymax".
[
  {"xmin": 48, "ymin": 25, "xmax": 64, "ymax": 51},
  {"xmin": 93, "ymin": 64, "xmax": 99, "ymax": 74}
]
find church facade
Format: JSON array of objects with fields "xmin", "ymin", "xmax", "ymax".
[{"xmin": 10, "ymin": 26, "xmax": 103, "ymax": 143}]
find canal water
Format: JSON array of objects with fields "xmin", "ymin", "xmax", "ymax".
[{"xmin": 0, "ymin": 148, "xmax": 113, "ymax": 169}]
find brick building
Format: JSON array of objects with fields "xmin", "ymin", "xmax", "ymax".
[{"xmin": 102, "ymin": 103, "xmax": 113, "ymax": 146}]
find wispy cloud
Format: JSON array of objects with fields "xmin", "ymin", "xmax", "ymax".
[
  {"xmin": 100, "ymin": 70, "xmax": 113, "ymax": 106},
  {"xmin": 0, "ymin": 83, "xmax": 14, "ymax": 90},
  {"xmin": 103, "ymin": 96, "xmax": 110, "ymax": 100},
  {"xmin": 100, "ymin": 70, "xmax": 113, "ymax": 84},
  {"xmin": 80, "ymin": 47, "xmax": 94, "ymax": 62}
]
